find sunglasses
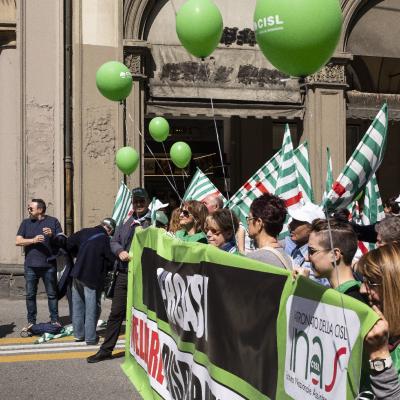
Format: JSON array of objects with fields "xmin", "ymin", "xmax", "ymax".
[
  {"xmin": 206, "ymin": 227, "xmax": 221, "ymax": 235},
  {"xmin": 308, "ymin": 247, "xmax": 329, "ymax": 256},
  {"xmin": 246, "ymin": 216, "xmax": 256, "ymax": 223},
  {"xmin": 27, "ymin": 207, "xmax": 33, "ymax": 212},
  {"xmin": 179, "ymin": 209, "xmax": 191, "ymax": 218}
]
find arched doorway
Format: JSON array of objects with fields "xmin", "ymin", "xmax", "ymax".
[
  {"xmin": 344, "ymin": 0, "xmax": 400, "ymax": 200},
  {"xmin": 124, "ymin": 0, "xmax": 304, "ymax": 203}
]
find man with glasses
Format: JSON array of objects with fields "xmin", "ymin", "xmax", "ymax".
[
  {"xmin": 283, "ymin": 202, "xmax": 329, "ymax": 286},
  {"xmin": 87, "ymin": 188, "xmax": 151, "ymax": 363},
  {"xmin": 302, "ymin": 218, "xmax": 367, "ymax": 302},
  {"xmin": 16, "ymin": 199, "xmax": 62, "ymax": 330}
]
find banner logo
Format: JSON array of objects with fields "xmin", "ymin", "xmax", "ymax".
[
  {"xmin": 284, "ymin": 296, "xmax": 360, "ymax": 399},
  {"xmin": 254, "ymin": 15, "xmax": 284, "ymax": 34},
  {"xmin": 157, "ymin": 268, "xmax": 208, "ymax": 340}
]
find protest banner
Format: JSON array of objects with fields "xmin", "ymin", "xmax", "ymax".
[{"xmin": 122, "ymin": 228, "xmax": 378, "ymax": 399}]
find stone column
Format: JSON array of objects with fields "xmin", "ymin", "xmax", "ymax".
[
  {"xmin": 303, "ymin": 60, "xmax": 349, "ymax": 203},
  {"xmin": 124, "ymin": 40, "xmax": 151, "ymax": 189}
]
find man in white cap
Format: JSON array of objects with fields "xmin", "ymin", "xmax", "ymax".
[{"xmin": 284, "ymin": 202, "xmax": 330, "ymax": 286}]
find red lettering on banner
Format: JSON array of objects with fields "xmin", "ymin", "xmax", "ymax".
[
  {"xmin": 139, "ymin": 319, "xmax": 145, "ymax": 360},
  {"xmin": 144, "ymin": 325, "xmax": 150, "ymax": 365},
  {"xmin": 148, "ymin": 331, "xmax": 160, "ymax": 378},
  {"xmin": 133, "ymin": 316, "xmax": 139, "ymax": 353},
  {"xmin": 131, "ymin": 314, "xmax": 164, "ymax": 385},
  {"xmin": 156, "ymin": 351, "xmax": 165, "ymax": 384},
  {"xmin": 325, "ymin": 347, "xmax": 347, "ymax": 392}
]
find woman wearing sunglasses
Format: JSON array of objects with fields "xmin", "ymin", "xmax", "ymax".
[
  {"xmin": 205, "ymin": 209, "xmax": 239, "ymax": 253},
  {"xmin": 175, "ymin": 201, "xmax": 208, "ymax": 244},
  {"xmin": 356, "ymin": 244, "xmax": 400, "ymax": 399}
]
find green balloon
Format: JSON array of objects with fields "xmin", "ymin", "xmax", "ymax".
[
  {"xmin": 115, "ymin": 147, "xmax": 139, "ymax": 175},
  {"xmin": 96, "ymin": 61, "xmax": 133, "ymax": 101},
  {"xmin": 176, "ymin": 0, "xmax": 223, "ymax": 58},
  {"xmin": 149, "ymin": 117, "xmax": 170, "ymax": 142},
  {"xmin": 170, "ymin": 142, "xmax": 192, "ymax": 169},
  {"xmin": 253, "ymin": 0, "xmax": 342, "ymax": 77}
]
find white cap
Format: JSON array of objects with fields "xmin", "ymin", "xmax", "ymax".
[{"xmin": 288, "ymin": 202, "xmax": 325, "ymax": 224}]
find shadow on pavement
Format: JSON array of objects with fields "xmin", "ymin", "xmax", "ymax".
[{"xmin": 0, "ymin": 322, "xmax": 16, "ymax": 338}]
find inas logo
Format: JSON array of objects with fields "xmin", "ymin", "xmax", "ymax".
[
  {"xmin": 290, "ymin": 328, "xmax": 347, "ymax": 393},
  {"xmin": 254, "ymin": 15, "xmax": 284, "ymax": 32}
]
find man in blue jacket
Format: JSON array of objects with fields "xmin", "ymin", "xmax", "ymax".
[
  {"xmin": 87, "ymin": 187, "xmax": 152, "ymax": 363},
  {"xmin": 66, "ymin": 218, "xmax": 116, "ymax": 345},
  {"xmin": 16, "ymin": 199, "xmax": 62, "ymax": 330}
]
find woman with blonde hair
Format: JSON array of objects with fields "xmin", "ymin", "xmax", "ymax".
[
  {"xmin": 175, "ymin": 200, "xmax": 208, "ymax": 243},
  {"xmin": 168, "ymin": 207, "xmax": 181, "ymax": 234},
  {"xmin": 357, "ymin": 243, "xmax": 400, "ymax": 398}
]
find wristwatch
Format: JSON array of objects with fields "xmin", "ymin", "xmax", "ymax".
[{"xmin": 369, "ymin": 356, "xmax": 393, "ymax": 372}]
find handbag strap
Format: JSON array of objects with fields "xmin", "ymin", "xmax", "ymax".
[{"xmin": 260, "ymin": 246, "xmax": 293, "ymax": 270}]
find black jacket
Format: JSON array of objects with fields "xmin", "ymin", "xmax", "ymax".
[
  {"xmin": 67, "ymin": 225, "xmax": 115, "ymax": 290},
  {"xmin": 111, "ymin": 213, "xmax": 151, "ymax": 271}
]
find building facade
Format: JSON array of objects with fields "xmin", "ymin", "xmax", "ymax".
[{"xmin": 1, "ymin": 0, "xmax": 399, "ymax": 275}]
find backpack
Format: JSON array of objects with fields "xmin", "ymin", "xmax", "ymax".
[{"xmin": 21, "ymin": 323, "xmax": 63, "ymax": 337}]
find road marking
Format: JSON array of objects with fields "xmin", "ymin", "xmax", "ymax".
[
  {"xmin": 0, "ymin": 350, "xmax": 125, "ymax": 363},
  {"xmin": 0, "ymin": 340, "xmax": 125, "ymax": 353},
  {"xmin": 0, "ymin": 335, "xmax": 125, "ymax": 345},
  {"xmin": 0, "ymin": 335, "xmax": 127, "ymax": 363}
]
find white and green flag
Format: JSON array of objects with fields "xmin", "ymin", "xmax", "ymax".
[
  {"xmin": 183, "ymin": 167, "xmax": 226, "ymax": 204},
  {"xmin": 226, "ymin": 150, "xmax": 281, "ymax": 225},
  {"xmin": 275, "ymin": 124, "xmax": 303, "ymax": 209},
  {"xmin": 112, "ymin": 182, "xmax": 132, "ymax": 226},
  {"xmin": 322, "ymin": 147, "xmax": 333, "ymax": 205},
  {"xmin": 324, "ymin": 104, "xmax": 388, "ymax": 211},
  {"xmin": 362, "ymin": 174, "xmax": 385, "ymax": 226},
  {"xmin": 294, "ymin": 141, "xmax": 314, "ymax": 203}
]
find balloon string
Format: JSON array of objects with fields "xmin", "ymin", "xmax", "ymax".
[
  {"xmin": 201, "ymin": 60, "xmax": 239, "ymax": 245},
  {"xmin": 323, "ymin": 204, "xmax": 356, "ymax": 383},
  {"xmin": 126, "ymin": 111, "xmax": 183, "ymax": 202},
  {"xmin": 181, "ymin": 172, "xmax": 186, "ymax": 192},
  {"xmin": 201, "ymin": 61, "xmax": 231, "ymax": 202},
  {"xmin": 161, "ymin": 141, "xmax": 179, "ymax": 195}
]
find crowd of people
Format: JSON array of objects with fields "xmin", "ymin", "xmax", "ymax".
[{"xmin": 15, "ymin": 189, "xmax": 400, "ymax": 398}]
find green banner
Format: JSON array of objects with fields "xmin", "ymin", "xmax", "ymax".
[{"xmin": 121, "ymin": 227, "xmax": 378, "ymax": 399}]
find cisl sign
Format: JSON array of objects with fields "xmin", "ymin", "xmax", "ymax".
[{"xmin": 284, "ymin": 296, "xmax": 361, "ymax": 399}]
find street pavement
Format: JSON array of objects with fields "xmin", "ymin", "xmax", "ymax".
[{"xmin": 0, "ymin": 297, "xmax": 142, "ymax": 400}]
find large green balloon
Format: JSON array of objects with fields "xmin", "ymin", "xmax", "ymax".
[
  {"xmin": 96, "ymin": 61, "xmax": 133, "ymax": 101},
  {"xmin": 170, "ymin": 142, "xmax": 192, "ymax": 169},
  {"xmin": 115, "ymin": 147, "xmax": 139, "ymax": 175},
  {"xmin": 253, "ymin": 0, "xmax": 342, "ymax": 77},
  {"xmin": 176, "ymin": 0, "xmax": 223, "ymax": 58},
  {"xmin": 149, "ymin": 117, "xmax": 170, "ymax": 142}
]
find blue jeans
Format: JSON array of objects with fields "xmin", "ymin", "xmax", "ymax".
[
  {"xmin": 24, "ymin": 266, "xmax": 58, "ymax": 324},
  {"xmin": 72, "ymin": 279, "xmax": 101, "ymax": 344}
]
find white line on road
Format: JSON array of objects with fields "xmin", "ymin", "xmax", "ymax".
[
  {"xmin": 0, "ymin": 343, "xmax": 125, "ymax": 355},
  {"xmin": 0, "ymin": 339, "xmax": 125, "ymax": 351}
]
